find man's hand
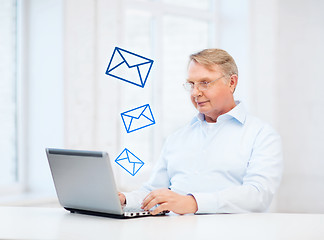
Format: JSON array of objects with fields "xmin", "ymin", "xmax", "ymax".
[
  {"xmin": 118, "ymin": 192, "xmax": 126, "ymax": 206},
  {"xmin": 141, "ymin": 188, "xmax": 198, "ymax": 215}
]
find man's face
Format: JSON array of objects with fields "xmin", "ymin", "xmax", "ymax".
[{"xmin": 187, "ymin": 60, "xmax": 237, "ymax": 122}]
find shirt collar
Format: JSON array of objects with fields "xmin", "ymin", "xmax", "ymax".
[
  {"xmin": 220, "ymin": 100, "xmax": 246, "ymax": 124},
  {"xmin": 191, "ymin": 100, "xmax": 247, "ymax": 125}
]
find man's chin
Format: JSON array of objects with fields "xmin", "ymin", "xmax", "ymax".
[{"xmin": 197, "ymin": 106, "xmax": 209, "ymax": 113}]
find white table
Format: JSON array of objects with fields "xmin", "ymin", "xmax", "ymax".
[{"xmin": 1, "ymin": 206, "xmax": 324, "ymax": 240}]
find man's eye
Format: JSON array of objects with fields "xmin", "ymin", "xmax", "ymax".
[{"xmin": 201, "ymin": 81, "xmax": 209, "ymax": 85}]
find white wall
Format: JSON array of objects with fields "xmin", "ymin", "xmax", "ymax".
[
  {"xmin": 275, "ymin": 0, "xmax": 324, "ymax": 213},
  {"xmin": 248, "ymin": 0, "xmax": 324, "ymax": 213}
]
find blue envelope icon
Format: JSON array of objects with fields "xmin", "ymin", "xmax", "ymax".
[
  {"xmin": 105, "ymin": 47, "xmax": 154, "ymax": 88},
  {"xmin": 115, "ymin": 148, "xmax": 144, "ymax": 176},
  {"xmin": 121, "ymin": 104, "xmax": 155, "ymax": 133}
]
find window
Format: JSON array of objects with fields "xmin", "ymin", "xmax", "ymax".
[
  {"xmin": 118, "ymin": 0, "xmax": 216, "ymax": 190},
  {"xmin": 0, "ymin": 0, "xmax": 18, "ymax": 188}
]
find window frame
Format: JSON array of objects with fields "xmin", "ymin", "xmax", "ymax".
[
  {"xmin": 16, "ymin": 0, "xmax": 28, "ymax": 194},
  {"xmin": 0, "ymin": 0, "xmax": 23, "ymax": 195}
]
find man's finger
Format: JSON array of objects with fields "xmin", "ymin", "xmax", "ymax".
[
  {"xmin": 141, "ymin": 193, "xmax": 154, "ymax": 209},
  {"xmin": 143, "ymin": 197, "xmax": 161, "ymax": 211},
  {"xmin": 151, "ymin": 203, "xmax": 168, "ymax": 215}
]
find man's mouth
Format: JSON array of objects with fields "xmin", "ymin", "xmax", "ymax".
[{"xmin": 196, "ymin": 100, "xmax": 209, "ymax": 106}]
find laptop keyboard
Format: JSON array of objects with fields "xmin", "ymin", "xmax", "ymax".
[{"xmin": 124, "ymin": 211, "xmax": 151, "ymax": 217}]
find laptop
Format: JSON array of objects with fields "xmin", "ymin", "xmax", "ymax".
[{"xmin": 46, "ymin": 148, "xmax": 160, "ymax": 219}]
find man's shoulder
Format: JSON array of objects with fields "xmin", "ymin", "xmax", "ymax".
[
  {"xmin": 167, "ymin": 116, "xmax": 199, "ymax": 139},
  {"xmin": 244, "ymin": 113, "xmax": 264, "ymax": 126},
  {"xmin": 244, "ymin": 113, "xmax": 280, "ymax": 138}
]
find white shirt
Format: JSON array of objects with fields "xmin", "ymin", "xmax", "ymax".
[{"xmin": 124, "ymin": 101, "xmax": 283, "ymax": 213}]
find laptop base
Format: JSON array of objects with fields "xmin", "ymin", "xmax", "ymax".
[{"xmin": 65, "ymin": 207, "xmax": 165, "ymax": 219}]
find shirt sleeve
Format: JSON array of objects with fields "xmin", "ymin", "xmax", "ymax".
[
  {"xmin": 191, "ymin": 124, "xmax": 284, "ymax": 213},
  {"xmin": 123, "ymin": 138, "xmax": 171, "ymax": 211}
]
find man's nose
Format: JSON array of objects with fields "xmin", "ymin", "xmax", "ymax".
[{"xmin": 191, "ymin": 85, "xmax": 201, "ymax": 97}]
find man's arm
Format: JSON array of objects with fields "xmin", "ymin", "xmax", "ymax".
[
  {"xmin": 193, "ymin": 125, "xmax": 283, "ymax": 213},
  {"xmin": 140, "ymin": 124, "xmax": 283, "ymax": 214}
]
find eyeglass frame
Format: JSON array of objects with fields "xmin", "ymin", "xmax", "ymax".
[{"xmin": 183, "ymin": 75, "xmax": 226, "ymax": 92}]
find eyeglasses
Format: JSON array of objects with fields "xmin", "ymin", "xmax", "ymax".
[{"xmin": 183, "ymin": 75, "xmax": 225, "ymax": 92}]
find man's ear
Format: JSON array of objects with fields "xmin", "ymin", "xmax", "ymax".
[{"xmin": 229, "ymin": 75, "xmax": 238, "ymax": 93}]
